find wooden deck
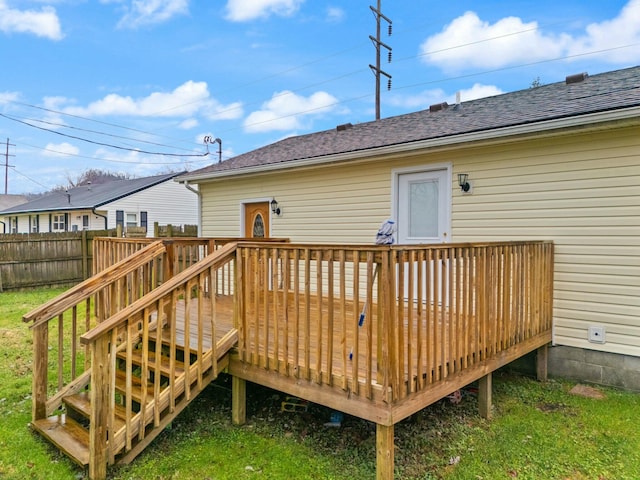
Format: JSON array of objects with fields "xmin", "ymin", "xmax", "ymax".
[{"xmin": 25, "ymin": 238, "xmax": 554, "ymax": 480}]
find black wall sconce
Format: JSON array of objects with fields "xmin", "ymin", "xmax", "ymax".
[
  {"xmin": 458, "ymin": 173, "xmax": 471, "ymax": 193},
  {"xmin": 270, "ymin": 198, "xmax": 281, "ymax": 216}
]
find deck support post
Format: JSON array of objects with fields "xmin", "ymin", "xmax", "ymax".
[
  {"xmin": 376, "ymin": 423, "xmax": 394, "ymax": 480},
  {"xmin": 478, "ymin": 372, "xmax": 492, "ymax": 419},
  {"xmin": 536, "ymin": 344, "xmax": 548, "ymax": 381},
  {"xmin": 232, "ymin": 376, "xmax": 246, "ymax": 425}
]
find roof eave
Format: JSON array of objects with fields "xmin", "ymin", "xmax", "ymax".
[{"xmin": 181, "ymin": 106, "xmax": 640, "ymax": 183}]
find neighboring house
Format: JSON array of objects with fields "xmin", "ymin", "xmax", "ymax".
[
  {"xmin": 0, "ymin": 194, "xmax": 28, "ymax": 234},
  {"xmin": 0, "ymin": 194, "xmax": 28, "ymax": 210},
  {"xmin": 0, "ymin": 172, "xmax": 198, "ymax": 237},
  {"xmin": 179, "ymin": 65, "xmax": 640, "ymax": 391}
]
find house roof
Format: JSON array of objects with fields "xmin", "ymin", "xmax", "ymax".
[
  {"xmin": 0, "ymin": 172, "xmax": 184, "ymax": 215},
  {"xmin": 180, "ymin": 65, "xmax": 640, "ymax": 182},
  {"xmin": 0, "ymin": 194, "xmax": 28, "ymax": 211}
]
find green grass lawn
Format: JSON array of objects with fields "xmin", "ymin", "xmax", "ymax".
[{"xmin": 1, "ymin": 288, "xmax": 639, "ymax": 479}]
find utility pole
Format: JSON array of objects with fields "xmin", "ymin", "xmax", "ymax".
[
  {"xmin": 369, "ymin": 0, "xmax": 392, "ymax": 120},
  {"xmin": 4, "ymin": 138, "xmax": 15, "ymax": 195}
]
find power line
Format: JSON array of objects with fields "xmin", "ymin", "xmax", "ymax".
[
  {"xmin": 8, "ymin": 114, "xmax": 197, "ymax": 153},
  {"xmin": 17, "ymin": 139, "xmax": 212, "ymax": 165},
  {"xmin": 0, "ymin": 113, "xmax": 210, "ymax": 158}
]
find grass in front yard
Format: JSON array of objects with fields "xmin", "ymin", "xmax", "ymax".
[{"xmin": 1, "ymin": 288, "xmax": 639, "ymax": 479}]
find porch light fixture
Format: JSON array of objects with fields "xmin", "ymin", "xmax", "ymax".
[
  {"xmin": 458, "ymin": 173, "xmax": 471, "ymax": 192},
  {"xmin": 270, "ymin": 199, "xmax": 281, "ymax": 216}
]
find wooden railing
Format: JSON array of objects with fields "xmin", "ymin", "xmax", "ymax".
[
  {"xmin": 93, "ymin": 237, "xmax": 289, "ymax": 292},
  {"xmin": 23, "ymin": 241, "xmax": 167, "ymax": 420},
  {"xmin": 79, "ymin": 242, "xmax": 239, "ymax": 477},
  {"xmin": 27, "ymin": 237, "xmax": 553, "ymax": 478},
  {"xmin": 235, "ymin": 241, "xmax": 554, "ymax": 403}
]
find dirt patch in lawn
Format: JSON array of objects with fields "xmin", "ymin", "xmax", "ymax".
[{"xmin": 569, "ymin": 384, "xmax": 606, "ymax": 399}]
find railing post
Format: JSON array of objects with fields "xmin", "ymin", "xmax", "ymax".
[
  {"xmin": 89, "ymin": 335, "xmax": 110, "ymax": 480},
  {"xmin": 31, "ymin": 323, "xmax": 48, "ymax": 421},
  {"xmin": 164, "ymin": 240, "xmax": 175, "ymax": 283}
]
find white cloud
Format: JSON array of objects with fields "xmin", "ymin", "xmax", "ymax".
[
  {"xmin": 0, "ymin": 0, "xmax": 63, "ymax": 40},
  {"xmin": 388, "ymin": 84, "xmax": 503, "ymax": 110},
  {"xmin": 568, "ymin": 0, "xmax": 640, "ymax": 63},
  {"xmin": 420, "ymin": 1, "xmax": 640, "ymax": 71},
  {"xmin": 420, "ymin": 11, "xmax": 568, "ymax": 72},
  {"xmin": 178, "ymin": 118, "xmax": 198, "ymax": 129},
  {"xmin": 244, "ymin": 90, "xmax": 338, "ymax": 133},
  {"xmin": 0, "ymin": 91, "xmax": 19, "ymax": 105},
  {"xmin": 326, "ymin": 7, "xmax": 344, "ymax": 23},
  {"xmin": 455, "ymin": 84, "xmax": 503, "ymax": 102},
  {"xmin": 225, "ymin": 0, "xmax": 304, "ymax": 22},
  {"xmin": 43, "ymin": 142, "xmax": 79, "ymax": 157},
  {"xmin": 61, "ymin": 81, "xmax": 244, "ymax": 121},
  {"xmin": 116, "ymin": 0, "xmax": 189, "ymax": 29}
]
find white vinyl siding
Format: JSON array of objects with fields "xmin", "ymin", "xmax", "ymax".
[{"xmin": 106, "ymin": 180, "xmax": 198, "ymax": 237}]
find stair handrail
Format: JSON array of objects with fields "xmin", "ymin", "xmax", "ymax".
[
  {"xmin": 24, "ymin": 240, "xmax": 167, "ymax": 328},
  {"xmin": 79, "ymin": 241, "xmax": 238, "ymax": 479},
  {"xmin": 79, "ymin": 241, "xmax": 238, "ymax": 346}
]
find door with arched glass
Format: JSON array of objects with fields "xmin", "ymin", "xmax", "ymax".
[{"xmin": 244, "ymin": 202, "xmax": 270, "ymax": 238}]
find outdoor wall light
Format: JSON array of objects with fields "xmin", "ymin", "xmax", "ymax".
[
  {"xmin": 458, "ymin": 173, "xmax": 471, "ymax": 192},
  {"xmin": 270, "ymin": 199, "xmax": 281, "ymax": 216}
]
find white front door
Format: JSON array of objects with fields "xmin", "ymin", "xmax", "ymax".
[{"xmin": 396, "ymin": 168, "xmax": 450, "ymax": 244}]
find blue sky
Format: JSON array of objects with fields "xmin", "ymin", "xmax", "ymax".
[{"xmin": 1, "ymin": 0, "xmax": 639, "ymax": 194}]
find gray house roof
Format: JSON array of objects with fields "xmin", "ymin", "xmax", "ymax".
[
  {"xmin": 0, "ymin": 194, "xmax": 28, "ymax": 211},
  {"xmin": 180, "ymin": 65, "xmax": 640, "ymax": 181},
  {"xmin": 0, "ymin": 172, "xmax": 184, "ymax": 215}
]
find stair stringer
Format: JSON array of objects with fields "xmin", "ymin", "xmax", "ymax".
[{"xmin": 114, "ymin": 330, "xmax": 237, "ymax": 466}]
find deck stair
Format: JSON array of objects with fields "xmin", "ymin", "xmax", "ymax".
[
  {"xmin": 25, "ymin": 240, "xmax": 240, "ymax": 478},
  {"xmin": 31, "ymin": 329, "xmax": 237, "ymax": 468}
]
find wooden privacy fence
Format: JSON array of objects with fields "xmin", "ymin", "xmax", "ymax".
[{"xmin": 0, "ymin": 230, "xmax": 115, "ymax": 291}]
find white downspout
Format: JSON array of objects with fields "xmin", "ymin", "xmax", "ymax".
[{"xmin": 181, "ymin": 180, "xmax": 201, "ymax": 236}]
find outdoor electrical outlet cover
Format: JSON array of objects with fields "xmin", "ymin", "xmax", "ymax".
[{"xmin": 588, "ymin": 326, "xmax": 606, "ymax": 344}]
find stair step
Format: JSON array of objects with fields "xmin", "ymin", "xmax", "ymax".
[
  {"xmin": 31, "ymin": 415, "xmax": 89, "ymax": 467},
  {"xmin": 64, "ymin": 392, "xmax": 126, "ymax": 431},
  {"xmin": 117, "ymin": 350, "xmax": 185, "ymax": 378},
  {"xmin": 114, "ymin": 370, "xmax": 160, "ymax": 404}
]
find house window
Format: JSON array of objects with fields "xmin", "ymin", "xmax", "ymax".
[
  {"xmin": 126, "ymin": 213, "xmax": 138, "ymax": 227},
  {"xmin": 10, "ymin": 217, "xmax": 17, "ymax": 234},
  {"xmin": 52, "ymin": 214, "xmax": 66, "ymax": 232},
  {"xmin": 30, "ymin": 215, "xmax": 39, "ymax": 233},
  {"xmin": 82, "ymin": 215, "xmax": 89, "ymax": 230}
]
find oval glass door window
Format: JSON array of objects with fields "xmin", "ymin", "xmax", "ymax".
[{"xmin": 252, "ymin": 214, "xmax": 265, "ymax": 238}]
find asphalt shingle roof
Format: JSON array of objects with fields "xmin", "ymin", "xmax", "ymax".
[
  {"xmin": 0, "ymin": 172, "xmax": 183, "ymax": 215},
  {"xmin": 185, "ymin": 65, "xmax": 640, "ymax": 178}
]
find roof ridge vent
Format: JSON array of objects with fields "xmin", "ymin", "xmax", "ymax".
[
  {"xmin": 566, "ymin": 72, "xmax": 588, "ymax": 85},
  {"xmin": 429, "ymin": 102, "xmax": 449, "ymax": 113},
  {"xmin": 336, "ymin": 122, "xmax": 353, "ymax": 132}
]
